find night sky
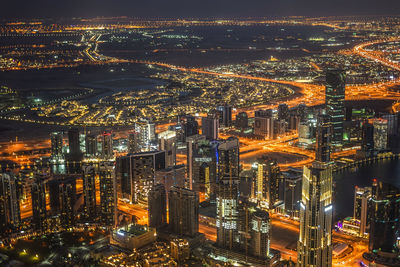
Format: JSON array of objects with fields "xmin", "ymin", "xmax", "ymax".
[{"xmin": 2, "ymin": 0, "xmax": 400, "ymax": 19}]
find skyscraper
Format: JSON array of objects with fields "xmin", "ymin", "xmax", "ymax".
[
  {"xmin": 297, "ymin": 165, "xmax": 333, "ymax": 267},
  {"xmin": 255, "ymin": 157, "xmax": 281, "ymax": 210},
  {"xmin": 50, "ymin": 132, "xmax": 64, "ymax": 161},
  {"xmin": 373, "ymin": 119, "xmax": 388, "ymax": 151},
  {"xmin": 128, "ymin": 131, "xmax": 140, "ymax": 154},
  {"xmin": 186, "ymin": 134, "xmax": 207, "ymax": 190},
  {"xmin": 361, "ymin": 120, "xmax": 374, "ymax": 153},
  {"xmin": 99, "ymin": 162, "xmax": 116, "ymax": 227},
  {"xmin": 315, "ymin": 114, "xmax": 332, "ymax": 163},
  {"xmin": 59, "ymin": 182, "xmax": 75, "ymax": 229},
  {"xmin": 101, "ymin": 131, "xmax": 113, "ymax": 159},
  {"xmin": 217, "ymin": 104, "xmax": 233, "ymax": 127},
  {"xmin": 325, "ymin": 69, "xmax": 345, "ymax": 145},
  {"xmin": 85, "ymin": 133, "xmax": 97, "ymax": 157},
  {"xmin": 369, "ymin": 180, "xmax": 400, "ymax": 255},
  {"xmin": 148, "ymin": 184, "xmax": 167, "ymax": 229},
  {"xmin": 251, "ymin": 209, "xmax": 271, "ymax": 259},
  {"xmin": 353, "ymin": 186, "xmax": 372, "ymax": 236},
  {"xmin": 184, "ymin": 115, "xmax": 199, "ymax": 138},
  {"xmin": 235, "ymin": 112, "xmax": 249, "ymax": 130},
  {"xmin": 82, "ymin": 164, "xmax": 97, "ymax": 221},
  {"xmin": 136, "ymin": 118, "xmax": 156, "ymax": 151},
  {"xmin": 158, "ymin": 130, "xmax": 176, "ymax": 168},
  {"xmin": 116, "ymin": 151, "xmax": 165, "ymax": 203},
  {"xmin": 168, "ymin": 186, "xmax": 199, "ymax": 237},
  {"xmin": 0, "ymin": 173, "xmax": 20, "ymax": 233},
  {"xmin": 216, "ymin": 176, "xmax": 239, "ymax": 250},
  {"xmin": 217, "ymin": 137, "xmax": 240, "ymax": 183},
  {"xmin": 68, "ymin": 128, "xmax": 81, "ymax": 158},
  {"xmin": 31, "ymin": 178, "xmax": 47, "ymax": 231},
  {"xmin": 202, "ymin": 115, "xmax": 219, "ymax": 140}
]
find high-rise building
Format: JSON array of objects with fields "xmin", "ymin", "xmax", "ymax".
[
  {"xmin": 59, "ymin": 182, "xmax": 75, "ymax": 229},
  {"xmin": 217, "ymin": 104, "xmax": 233, "ymax": 127},
  {"xmin": 297, "ymin": 165, "xmax": 333, "ymax": 267},
  {"xmin": 154, "ymin": 165, "xmax": 186, "ymax": 196},
  {"xmin": 168, "ymin": 186, "xmax": 199, "ymax": 237},
  {"xmin": 128, "ymin": 131, "xmax": 140, "ymax": 154},
  {"xmin": 217, "ymin": 137, "xmax": 240, "ymax": 183},
  {"xmin": 251, "ymin": 209, "xmax": 271, "ymax": 259},
  {"xmin": 50, "ymin": 132, "xmax": 64, "ymax": 161},
  {"xmin": 315, "ymin": 114, "xmax": 332, "ymax": 163},
  {"xmin": 361, "ymin": 120, "xmax": 374, "ymax": 153},
  {"xmin": 235, "ymin": 112, "xmax": 249, "ymax": 130},
  {"xmin": 116, "ymin": 151, "xmax": 165, "ymax": 203},
  {"xmin": 158, "ymin": 130, "xmax": 176, "ymax": 168},
  {"xmin": 216, "ymin": 176, "xmax": 239, "ymax": 250},
  {"xmin": 353, "ymin": 186, "xmax": 371, "ymax": 236},
  {"xmin": 85, "ymin": 133, "xmax": 97, "ymax": 157},
  {"xmin": 282, "ymin": 169, "xmax": 302, "ymax": 218},
  {"xmin": 136, "ymin": 119, "xmax": 156, "ymax": 151},
  {"xmin": 31, "ymin": 178, "xmax": 47, "ymax": 231},
  {"xmin": 48, "ymin": 176, "xmax": 76, "ymax": 216},
  {"xmin": 82, "ymin": 164, "xmax": 97, "ymax": 221},
  {"xmin": 255, "ymin": 157, "xmax": 281, "ymax": 210},
  {"xmin": 68, "ymin": 128, "xmax": 81, "ymax": 158},
  {"xmin": 101, "ymin": 131, "xmax": 113, "ymax": 159},
  {"xmin": 369, "ymin": 181, "xmax": 400, "ymax": 255},
  {"xmin": 148, "ymin": 184, "xmax": 167, "ymax": 229},
  {"xmin": 325, "ymin": 69, "xmax": 346, "ymax": 145},
  {"xmin": 186, "ymin": 134, "xmax": 207, "ymax": 190},
  {"xmin": 0, "ymin": 173, "xmax": 20, "ymax": 233},
  {"xmin": 184, "ymin": 115, "xmax": 199, "ymax": 138},
  {"xmin": 99, "ymin": 162, "xmax": 116, "ymax": 227},
  {"xmin": 373, "ymin": 119, "xmax": 388, "ymax": 151},
  {"xmin": 202, "ymin": 115, "xmax": 219, "ymax": 140}
]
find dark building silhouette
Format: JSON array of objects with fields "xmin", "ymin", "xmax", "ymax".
[
  {"xmin": 31, "ymin": 178, "xmax": 47, "ymax": 231},
  {"xmin": 0, "ymin": 173, "xmax": 20, "ymax": 234},
  {"xmin": 83, "ymin": 164, "xmax": 97, "ymax": 221},
  {"xmin": 85, "ymin": 133, "xmax": 97, "ymax": 157},
  {"xmin": 325, "ymin": 69, "xmax": 346, "ymax": 145},
  {"xmin": 235, "ymin": 112, "xmax": 249, "ymax": 130},
  {"xmin": 168, "ymin": 186, "xmax": 199, "ymax": 237},
  {"xmin": 369, "ymin": 180, "xmax": 400, "ymax": 255},
  {"xmin": 184, "ymin": 115, "xmax": 199, "ymax": 138},
  {"xmin": 202, "ymin": 115, "xmax": 219, "ymax": 140},
  {"xmin": 361, "ymin": 120, "xmax": 374, "ymax": 153},
  {"xmin": 59, "ymin": 182, "xmax": 75, "ymax": 229},
  {"xmin": 148, "ymin": 184, "xmax": 167, "ymax": 229}
]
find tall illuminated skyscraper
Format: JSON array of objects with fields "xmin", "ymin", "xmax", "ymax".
[
  {"xmin": 99, "ymin": 162, "xmax": 116, "ymax": 227},
  {"xmin": 216, "ymin": 175, "xmax": 239, "ymax": 250},
  {"xmin": 202, "ymin": 115, "xmax": 219, "ymax": 140},
  {"xmin": 315, "ymin": 114, "xmax": 332, "ymax": 163},
  {"xmin": 31, "ymin": 178, "xmax": 47, "ymax": 231},
  {"xmin": 50, "ymin": 132, "xmax": 64, "ymax": 161},
  {"xmin": 297, "ymin": 165, "xmax": 333, "ymax": 267},
  {"xmin": 0, "ymin": 173, "xmax": 20, "ymax": 233},
  {"xmin": 101, "ymin": 131, "xmax": 113, "ymax": 159},
  {"xmin": 83, "ymin": 164, "xmax": 97, "ymax": 221},
  {"xmin": 325, "ymin": 69, "xmax": 345, "ymax": 145},
  {"xmin": 251, "ymin": 209, "xmax": 271, "ymax": 259},
  {"xmin": 59, "ymin": 182, "xmax": 75, "ymax": 229},
  {"xmin": 158, "ymin": 130, "xmax": 176, "ymax": 168},
  {"xmin": 255, "ymin": 156, "xmax": 281, "ymax": 210}
]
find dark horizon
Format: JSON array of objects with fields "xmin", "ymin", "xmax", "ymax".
[{"xmin": 3, "ymin": 0, "xmax": 400, "ymax": 19}]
